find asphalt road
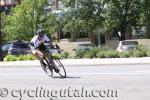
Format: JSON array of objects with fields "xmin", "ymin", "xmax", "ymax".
[{"xmin": 0, "ymin": 64, "xmax": 150, "ymax": 100}]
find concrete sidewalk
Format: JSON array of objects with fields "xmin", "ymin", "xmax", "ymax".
[{"xmin": 0, "ymin": 57, "xmax": 150, "ymax": 67}]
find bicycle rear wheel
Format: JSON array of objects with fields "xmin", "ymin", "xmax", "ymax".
[
  {"xmin": 40, "ymin": 57, "xmax": 53, "ymax": 77},
  {"xmin": 52, "ymin": 58, "xmax": 66, "ymax": 78}
]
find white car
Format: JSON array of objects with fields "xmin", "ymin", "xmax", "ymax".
[{"xmin": 116, "ymin": 40, "xmax": 139, "ymax": 52}]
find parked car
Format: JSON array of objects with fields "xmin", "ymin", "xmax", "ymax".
[
  {"xmin": 1, "ymin": 43, "xmax": 12, "ymax": 58},
  {"xmin": 73, "ymin": 43, "xmax": 95, "ymax": 52},
  {"xmin": 116, "ymin": 40, "xmax": 139, "ymax": 52},
  {"xmin": 1, "ymin": 40, "xmax": 32, "ymax": 57},
  {"xmin": 8, "ymin": 40, "xmax": 32, "ymax": 55}
]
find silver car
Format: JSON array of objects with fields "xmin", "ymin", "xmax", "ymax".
[
  {"xmin": 73, "ymin": 43, "xmax": 95, "ymax": 52},
  {"xmin": 116, "ymin": 40, "xmax": 139, "ymax": 52}
]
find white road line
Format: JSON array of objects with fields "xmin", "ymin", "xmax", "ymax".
[
  {"xmin": 0, "ymin": 74, "xmax": 45, "ymax": 76},
  {"xmin": 0, "ymin": 72, "xmax": 150, "ymax": 76},
  {"xmin": 70, "ymin": 72, "xmax": 150, "ymax": 75}
]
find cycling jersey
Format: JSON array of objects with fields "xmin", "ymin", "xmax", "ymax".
[{"xmin": 30, "ymin": 35, "xmax": 51, "ymax": 49}]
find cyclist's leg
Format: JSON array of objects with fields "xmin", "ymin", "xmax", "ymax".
[
  {"xmin": 32, "ymin": 49, "xmax": 46, "ymax": 67},
  {"xmin": 43, "ymin": 49, "xmax": 52, "ymax": 63},
  {"xmin": 32, "ymin": 49, "xmax": 43, "ymax": 60}
]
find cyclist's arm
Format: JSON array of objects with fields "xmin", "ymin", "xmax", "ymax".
[
  {"xmin": 44, "ymin": 35, "xmax": 54, "ymax": 47},
  {"xmin": 44, "ymin": 35, "xmax": 51, "ymax": 42}
]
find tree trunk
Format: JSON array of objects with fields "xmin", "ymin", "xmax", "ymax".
[
  {"xmin": 114, "ymin": 28, "xmax": 122, "ymax": 41},
  {"xmin": 145, "ymin": 15, "xmax": 150, "ymax": 38},
  {"xmin": 144, "ymin": 0, "xmax": 150, "ymax": 38},
  {"xmin": 120, "ymin": 24, "xmax": 126, "ymax": 40},
  {"xmin": 146, "ymin": 26, "xmax": 150, "ymax": 38},
  {"xmin": 0, "ymin": 31, "xmax": 3, "ymax": 61},
  {"xmin": 70, "ymin": 32, "xmax": 76, "ymax": 42},
  {"xmin": 118, "ymin": 0, "xmax": 129, "ymax": 41}
]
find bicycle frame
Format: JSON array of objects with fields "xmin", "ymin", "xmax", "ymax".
[{"xmin": 40, "ymin": 43, "xmax": 66, "ymax": 78}]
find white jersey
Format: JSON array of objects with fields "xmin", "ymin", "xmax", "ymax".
[{"xmin": 30, "ymin": 35, "xmax": 50, "ymax": 48}]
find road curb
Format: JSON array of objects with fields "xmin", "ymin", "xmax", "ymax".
[
  {"xmin": 0, "ymin": 57, "xmax": 150, "ymax": 67},
  {"xmin": 61, "ymin": 57, "xmax": 150, "ymax": 66}
]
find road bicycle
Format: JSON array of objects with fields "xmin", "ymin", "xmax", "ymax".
[{"xmin": 40, "ymin": 44, "xmax": 66, "ymax": 78}]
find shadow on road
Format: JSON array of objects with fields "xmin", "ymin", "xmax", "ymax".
[{"xmin": 52, "ymin": 76, "xmax": 81, "ymax": 79}]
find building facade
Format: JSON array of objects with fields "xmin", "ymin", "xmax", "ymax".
[{"xmin": 0, "ymin": 0, "xmax": 21, "ymax": 14}]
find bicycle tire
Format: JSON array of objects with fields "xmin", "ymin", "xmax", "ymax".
[
  {"xmin": 52, "ymin": 58, "xmax": 66, "ymax": 78},
  {"xmin": 40, "ymin": 57, "xmax": 53, "ymax": 77}
]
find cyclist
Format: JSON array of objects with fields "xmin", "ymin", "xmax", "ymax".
[{"xmin": 30, "ymin": 29, "xmax": 52, "ymax": 67}]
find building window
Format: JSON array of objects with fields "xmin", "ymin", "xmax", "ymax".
[{"xmin": 47, "ymin": 0, "xmax": 52, "ymax": 4}]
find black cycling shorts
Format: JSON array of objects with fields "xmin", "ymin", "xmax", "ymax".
[{"xmin": 37, "ymin": 43, "xmax": 48, "ymax": 52}]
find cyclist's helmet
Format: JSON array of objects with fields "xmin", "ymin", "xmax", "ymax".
[{"xmin": 37, "ymin": 29, "xmax": 44, "ymax": 40}]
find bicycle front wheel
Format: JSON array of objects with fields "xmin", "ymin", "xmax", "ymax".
[
  {"xmin": 52, "ymin": 58, "xmax": 66, "ymax": 78},
  {"xmin": 40, "ymin": 58, "xmax": 53, "ymax": 77}
]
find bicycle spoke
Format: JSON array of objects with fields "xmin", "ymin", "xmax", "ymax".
[{"xmin": 53, "ymin": 59, "xmax": 66, "ymax": 78}]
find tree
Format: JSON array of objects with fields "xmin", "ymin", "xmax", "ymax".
[
  {"xmin": 104, "ymin": 0, "xmax": 143, "ymax": 41},
  {"xmin": 143, "ymin": 0, "xmax": 150, "ymax": 38},
  {"xmin": 3, "ymin": 0, "xmax": 59, "ymax": 41},
  {"xmin": 61, "ymin": 0, "xmax": 105, "ymax": 41},
  {"xmin": 0, "ymin": 13, "xmax": 6, "ymax": 61}
]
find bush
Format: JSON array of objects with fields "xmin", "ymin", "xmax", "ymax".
[
  {"xmin": 96, "ymin": 51, "xmax": 106, "ymax": 58},
  {"xmin": 119, "ymin": 52, "xmax": 131, "ymax": 58},
  {"xmin": 51, "ymin": 53, "xmax": 61, "ymax": 59},
  {"xmin": 147, "ymin": 51, "xmax": 150, "ymax": 57},
  {"xmin": 104, "ymin": 50, "xmax": 119, "ymax": 58},
  {"xmin": 51, "ymin": 52, "xmax": 70, "ymax": 59},
  {"xmin": 75, "ymin": 47, "xmax": 114, "ymax": 58},
  {"xmin": 23, "ymin": 55, "xmax": 36, "ymax": 60},
  {"xmin": 74, "ymin": 45, "xmax": 150, "ymax": 58},
  {"xmin": 132, "ymin": 50, "xmax": 146, "ymax": 57},
  {"xmin": 17, "ymin": 56, "xmax": 25, "ymax": 61},
  {"xmin": 83, "ymin": 52, "xmax": 92, "ymax": 58},
  {"xmin": 131, "ymin": 45, "xmax": 147, "ymax": 57},
  {"xmin": 61, "ymin": 52, "xmax": 69, "ymax": 59},
  {"xmin": 88, "ymin": 48, "xmax": 101, "ymax": 58},
  {"xmin": 95, "ymin": 48, "xmax": 119, "ymax": 58},
  {"xmin": 4, "ymin": 55, "xmax": 18, "ymax": 61},
  {"xmin": 4, "ymin": 55, "xmax": 36, "ymax": 61},
  {"xmin": 75, "ymin": 49, "xmax": 85, "ymax": 58}
]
